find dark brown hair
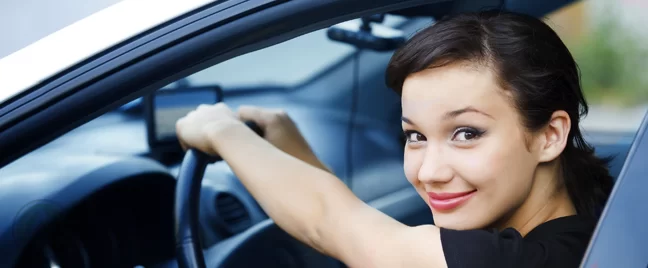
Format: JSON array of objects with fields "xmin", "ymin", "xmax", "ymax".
[{"xmin": 386, "ymin": 10, "xmax": 613, "ymax": 220}]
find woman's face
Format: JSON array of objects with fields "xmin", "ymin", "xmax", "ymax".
[{"xmin": 401, "ymin": 63, "xmax": 541, "ymax": 230}]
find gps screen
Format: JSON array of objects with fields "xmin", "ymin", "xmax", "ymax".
[{"xmin": 152, "ymin": 87, "xmax": 219, "ymax": 143}]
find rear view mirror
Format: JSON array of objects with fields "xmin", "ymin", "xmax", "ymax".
[
  {"xmin": 144, "ymin": 83, "xmax": 223, "ymax": 153},
  {"xmin": 327, "ymin": 14, "xmax": 406, "ymax": 51}
]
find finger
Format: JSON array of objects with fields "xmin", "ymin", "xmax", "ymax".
[
  {"xmin": 237, "ymin": 105, "xmax": 267, "ymax": 128},
  {"xmin": 197, "ymin": 104, "xmax": 211, "ymax": 111},
  {"xmin": 241, "ymin": 106, "xmax": 289, "ymax": 125},
  {"xmin": 176, "ymin": 116, "xmax": 185, "ymax": 132},
  {"xmin": 214, "ymin": 102, "xmax": 231, "ymax": 111},
  {"xmin": 212, "ymin": 102, "xmax": 239, "ymax": 119},
  {"xmin": 175, "ymin": 118, "xmax": 189, "ymax": 151},
  {"xmin": 266, "ymin": 108, "xmax": 288, "ymax": 122},
  {"xmin": 179, "ymin": 140, "xmax": 189, "ymax": 152},
  {"xmin": 186, "ymin": 109, "xmax": 197, "ymax": 119}
]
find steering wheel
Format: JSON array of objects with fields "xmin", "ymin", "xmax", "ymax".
[{"xmin": 174, "ymin": 122, "xmax": 339, "ymax": 268}]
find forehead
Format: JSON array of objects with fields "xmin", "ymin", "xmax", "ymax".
[{"xmin": 401, "ymin": 64, "xmax": 510, "ymax": 114}]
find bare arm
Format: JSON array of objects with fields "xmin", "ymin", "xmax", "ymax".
[{"xmin": 209, "ymin": 123, "xmax": 448, "ymax": 268}]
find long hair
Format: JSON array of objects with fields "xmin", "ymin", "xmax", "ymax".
[{"xmin": 386, "ymin": 11, "xmax": 613, "ymax": 220}]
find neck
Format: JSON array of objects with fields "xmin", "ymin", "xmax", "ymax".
[{"xmin": 493, "ymin": 162, "xmax": 577, "ymax": 236}]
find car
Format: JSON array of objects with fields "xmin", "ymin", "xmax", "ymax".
[{"xmin": 0, "ymin": 0, "xmax": 646, "ymax": 267}]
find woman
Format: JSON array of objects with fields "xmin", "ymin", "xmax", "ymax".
[{"xmin": 176, "ymin": 10, "xmax": 613, "ymax": 268}]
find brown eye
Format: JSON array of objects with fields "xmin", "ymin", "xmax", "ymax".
[
  {"xmin": 460, "ymin": 131, "xmax": 475, "ymax": 140},
  {"xmin": 404, "ymin": 130, "xmax": 426, "ymax": 143},
  {"xmin": 452, "ymin": 127, "xmax": 484, "ymax": 142}
]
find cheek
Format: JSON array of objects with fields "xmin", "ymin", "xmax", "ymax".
[
  {"xmin": 454, "ymin": 135, "xmax": 533, "ymax": 189},
  {"xmin": 445, "ymin": 144, "xmax": 505, "ymax": 189},
  {"xmin": 452, "ymin": 150, "xmax": 497, "ymax": 186}
]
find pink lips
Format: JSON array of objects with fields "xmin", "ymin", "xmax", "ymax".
[{"xmin": 427, "ymin": 190, "xmax": 476, "ymax": 211}]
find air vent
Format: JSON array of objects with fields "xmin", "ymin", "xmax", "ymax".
[{"xmin": 214, "ymin": 192, "xmax": 252, "ymax": 235}]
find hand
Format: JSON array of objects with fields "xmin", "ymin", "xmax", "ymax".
[
  {"xmin": 175, "ymin": 103, "xmax": 244, "ymax": 155},
  {"xmin": 237, "ymin": 105, "xmax": 330, "ymax": 172}
]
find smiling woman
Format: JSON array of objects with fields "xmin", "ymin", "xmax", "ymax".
[
  {"xmin": 398, "ymin": 61, "xmax": 587, "ymax": 230},
  {"xmin": 388, "ymin": 10, "xmax": 614, "ymax": 226},
  {"xmin": 175, "ymin": 10, "xmax": 612, "ymax": 268}
]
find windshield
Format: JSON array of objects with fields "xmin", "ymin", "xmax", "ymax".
[
  {"xmin": 181, "ymin": 15, "xmax": 408, "ymax": 90},
  {"xmin": 120, "ymin": 15, "xmax": 410, "ymax": 111},
  {"xmin": 188, "ymin": 29, "xmax": 355, "ymax": 89}
]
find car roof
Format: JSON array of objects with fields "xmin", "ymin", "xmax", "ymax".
[{"xmin": 0, "ymin": 0, "xmax": 216, "ymax": 104}]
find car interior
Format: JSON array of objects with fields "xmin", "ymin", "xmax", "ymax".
[{"xmin": 0, "ymin": 0, "xmax": 645, "ymax": 267}]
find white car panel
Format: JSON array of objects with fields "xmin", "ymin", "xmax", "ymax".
[{"xmin": 0, "ymin": 0, "xmax": 216, "ymax": 104}]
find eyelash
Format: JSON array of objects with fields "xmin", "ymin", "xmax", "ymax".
[
  {"xmin": 403, "ymin": 130, "xmax": 425, "ymax": 144},
  {"xmin": 452, "ymin": 127, "xmax": 486, "ymax": 142},
  {"xmin": 403, "ymin": 127, "xmax": 486, "ymax": 144}
]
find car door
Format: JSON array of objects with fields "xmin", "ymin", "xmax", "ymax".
[{"xmin": 581, "ymin": 111, "xmax": 648, "ymax": 267}]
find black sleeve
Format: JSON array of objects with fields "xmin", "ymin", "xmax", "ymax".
[{"xmin": 439, "ymin": 227, "xmax": 584, "ymax": 268}]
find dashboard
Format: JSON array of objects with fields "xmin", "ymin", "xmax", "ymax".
[
  {"xmin": 0, "ymin": 115, "xmax": 270, "ymax": 267},
  {"xmin": 0, "ymin": 90, "xmax": 373, "ymax": 267},
  {"xmin": 14, "ymin": 173, "xmax": 176, "ymax": 267},
  {"xmin": 10, "ymin": 166, "xmax": 268, "ymax": 268}
]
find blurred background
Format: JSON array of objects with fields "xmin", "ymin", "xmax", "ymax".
[
  {"xmin": 0, "ymin": 0, "xmax": 120, "ymax": 59},
  {"xmin": 546, "ymin": 0, "xmax": 648, "ymax": 133},
  {"xmin": 2, "ymin": 0, "xmax": 647, "ymax": 134}
]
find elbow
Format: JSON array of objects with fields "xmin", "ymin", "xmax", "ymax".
[
  {"xmin": 305, "ymin": 220, "xmax": 327, "ymax": 254},
  {"xmin": 303, "ymin": 187, "xmax": 331, "ymax": 254},
  {"xmin": 305, "ymin": 176, "xmax": 357, "ymax": 257}
]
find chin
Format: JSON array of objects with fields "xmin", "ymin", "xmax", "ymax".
[
  {"xmin": 434, "ymin": 217, "xmax": 473, "ymax": 230},
  {"xmin": 432, "ymin": 212, "xmax": 489, "ymax": 230}
]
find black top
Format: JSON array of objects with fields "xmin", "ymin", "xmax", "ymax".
[{"xmin": 440, "ymin": 215, "xmax": 596, "ymax": 268}]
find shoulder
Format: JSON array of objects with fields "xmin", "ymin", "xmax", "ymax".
[{"xmin": 440, "ymin": 215, "xmax": 595, "ymax": 268}]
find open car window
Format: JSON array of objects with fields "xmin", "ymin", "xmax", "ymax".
[
  {"xmin": 546, "ymin": 1, "xmax": 648, "ymax": 135},
  {"xmin": 547, "ymin": 2, "xmax": 648, "ymax": 266},
  {"xmin": 544, "ymin": 1, "xmax": 648, "ymax": 180}
]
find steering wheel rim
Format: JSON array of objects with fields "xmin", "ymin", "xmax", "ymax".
[
  {"xmin": 175, "ymin": 149, "xmax": 210, "ymax": 268},
  {"xmin": 174, "ymin": 122, "xmax": 343, "ymax": 268},
  {"xmin": 174, "ymin": 122, "xmax": 263, "ymax": 268}
]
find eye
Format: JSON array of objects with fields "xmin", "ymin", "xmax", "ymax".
[
  {"xmin": 451, "ymin": 127, "xmax": 485, "ymax": 142},
  {"xmin": 403, "ymin": 130, "xmax": 426, "ymax": 143}
]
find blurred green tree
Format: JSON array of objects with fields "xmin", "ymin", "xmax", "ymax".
[{"xmin": 571, "ymin": 6, "xmax": 648, "ymax": 106}]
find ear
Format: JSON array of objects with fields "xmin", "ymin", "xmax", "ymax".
[{"xmin": 537, "ymin": 111, "xmax": 571, "ymax": 163}]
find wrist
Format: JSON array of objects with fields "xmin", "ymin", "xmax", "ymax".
[
  {"xmin": 302, "ymin": 154, "xmax": 332, "ymax": 173},
  {"xmin": 274, "ymin": 143, "xmax": 330, "ymax": 173},
  {"xmin": 204, "ymin": 120, "xmax": 248, "ymax": 151}
]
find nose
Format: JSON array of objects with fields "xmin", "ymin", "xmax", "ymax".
[{"xmin": 417, "ymin": 145, "xmax": 454, "ymax": 184}]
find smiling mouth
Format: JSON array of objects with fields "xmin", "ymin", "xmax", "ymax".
[{"xmin": 427, "ymin": 190, "xmax": 477, "ymax": 211}]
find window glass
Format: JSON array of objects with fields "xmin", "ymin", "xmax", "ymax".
[
  {"xmin": 183, "ymin": 15, "xmax": 408, "ymax": 90},
  {"xmin": 545, "ymin": 0, "xmax": 648, "ymax": 133}
]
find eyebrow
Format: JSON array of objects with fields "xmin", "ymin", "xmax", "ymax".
[
  {"xmin": 401, "ymin": 106, "xmax": 493, "ymax": 125},
  {"xmin": 401, "ymin": 116, "xmax": 415, "ymax": 125},
  {"xmin": 443, "ymin": 106, "xmax": 494, "ymax": 120}
]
